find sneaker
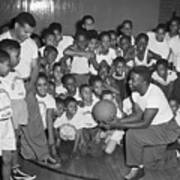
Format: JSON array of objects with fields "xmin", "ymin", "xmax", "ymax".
[
  {"xmin": 11, "ymin": 168, "xmax": 36, "ymax": 180},
  {"xmin": 124, "ymin": 167, "xmax": 144, "ymax": 180}
]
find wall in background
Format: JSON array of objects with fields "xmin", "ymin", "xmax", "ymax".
[
  {"xmin": 0, "ymin": 0, "xmax": 160, "ymax": 35},
  {"xmin": 159, "ymin": 0, "xmax": 180, "ymax": 23}
]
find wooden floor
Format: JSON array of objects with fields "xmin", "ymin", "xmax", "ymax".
[{"xmin": 18, "ymin": 147, "xmax": 180, "ymax": 180}]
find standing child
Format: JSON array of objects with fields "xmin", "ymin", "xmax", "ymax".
[
  {"xmin": 0, "ymin": 50, "xmax": 16, "ymax": 180},
  {"xmin": 0, "ymin": 39, "xmax": 36, "ymax": 180},
  {"xmin": 35, "ymin": 73, "xmax": 60, "ymax": 167}
]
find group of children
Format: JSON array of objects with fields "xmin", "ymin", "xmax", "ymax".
[{"xmin": 1, "ymin": 13, "xmax": 180, "ymax": 180}]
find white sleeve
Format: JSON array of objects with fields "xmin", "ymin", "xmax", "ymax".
[{"xmin": 46, "ymin": 95, "xmax": 56, "ymax": 109}]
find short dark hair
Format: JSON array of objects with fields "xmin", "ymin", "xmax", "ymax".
[
  {"xmin": 120, "ymin": 35, "xmax": 131, "ymax": 44},
  {"xmin": 101, "ymin": 89, "xmax": 113, "ymax": 99},
  {"xmin": 49, "ymin": 22, "xmax": 62, "ymax": 33},
  {"xmin": 155, "ymin": 23, "xmax": 167, "ymax": 32},
  {"xmin": 99, "ymin": 31, "xmax": 110, "ymax": 41},
  {"xmin": 14, "ymin": 12, "xmax": 36, "ymax": 27},
  {"xmin": 113, "ymin": 57, "xmax": 126, "ymax": 66},
  {"xmin": 79, "ymin": 84, "xmax": 91, "ymax": 94},
  {"xmin": 0, "ymin": 49, "xmax": 10, "ymax": 63},
  {"xmin": 135, "ymin": 33, "xmax": 149, "ymax": 44},
  {"xmin": 41, "ymin": 28, "xmax": 55, "ymax": 40},
  {"xmin": 64, "ymin": 96, "xmax": 77, "ymax": 107},
  {"xmin": 37, "ymin": 72, "xmax": 48, "ymax": 83},
  {"xmin": 61, "ymin": 74, "xmax": 76, "ymax": 85},
  {"xmin": 130, "ymin": 66, "xmax": 151, "ymax": 83},
  {"xmin": 74, "ymin": 30, "xmax": 88, "ymax": 41},
  {"xmin": 122, "ymin": 20, "xmax": 133, "ymax": 28},
  {"xmin": 87, "ymin": 30, "xmax": 98, "ymax": 40},
  {"xmin": 44, "ymin": 45, "xmax": 58, "ymax": 55},
  {"xmin": 82, "ymin": 15, "xmax": 95, "ymax": 24},
  {"xmin": 0, "ymin": 39, "xmax": 20, "ymax": 52},
  {"xmin": 89, "ymin": 75, "xmax": 102, "ymax": 86},
  {"xmin": 156, "ymin": 59, "xmax": 168, "ymax": 68},
  {"xmin": 55, "ymin": 97, "xmax": 65, "ymax": 106},
  {"xmin": 53, "ymin": 62, "xmax": 61, "ymax": 72}
]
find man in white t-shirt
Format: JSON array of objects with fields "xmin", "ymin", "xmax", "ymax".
[
  {"xmin": 100, "ymin": 66, "xmax": 180, "ymax": 180},
  {"xmin": 0, "ymin": 13, "xmax": 58, "ymax": 166}
]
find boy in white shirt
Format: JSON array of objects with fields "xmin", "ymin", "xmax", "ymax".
[
  {"xmin": 152, "ymin": 59, "xmax": 177, "ymax": 98},
  {"xmin": 0, "ymin": 49, "xmax": 16, "ymax": 180},
  {"xmin": 147, "ymin": 24, "xmax": 170, "ymax": 59},
  {"xmin": 48, "ymin": 22, "xmax": 74, "ymax": 61},
  {"xmin": 0, "ymin": 39, "xmax": 36, "ymax": 180}
]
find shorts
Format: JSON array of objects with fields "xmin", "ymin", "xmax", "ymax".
[
  {"xmin": 0, "ymin": 119, "xmax": 16, "ymax": 151},
  {"xmin": 11, "ymin": 99, "xmax": 28, "ymax": 129}
]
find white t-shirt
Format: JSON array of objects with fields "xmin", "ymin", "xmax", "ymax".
[
  {"xmin": 55, "ymin": 84, "xmax": 67, "ymax": 95},
  {"xmin": 147, "ymin": 32, "xmax": 170, "ymax": 59},
  {"xmin": 1, "ymin": 71, "xmax": 26, "ymax": 100},
  {"xmin": 36, "ymin": 94, "xmax": 56, "ymax": 129},
  {"xmin": 152, "ymin": 70, "xmax": 177, "ymax": 86},
  {"xmin": 57, "ymin": 35, "xmax": 74, "ymax": 61},
  {"xmin": 71, "ymin": 56, "xmax": 90, "ymax": 74},
  {"xmin": 96, "ymin": 48, "xmax": 117, "ymax": 66},
  {"xmin": 0, "ymin": 31, "xmax": 38, "ymax": 79},
  {"xmin": 169, "ymin": 36, "xmax": 180, "ymax": 72},
  {"xmin": 0, "ymin": 79, "xmax": 12, "ymax": 120},
  {"xmin": 78, "ymin": 101, "xmax": 98, "ymax": 128},
  {"xmin": 132, "ymin": 83, "xmax": 173, "ymax": 125}
]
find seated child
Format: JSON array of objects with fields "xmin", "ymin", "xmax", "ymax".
[
  {"xmin": 151, "ymin": 59, "xmax": 178, "ymax": 98},
  {"xmin": 53, "ymin": 97, "xmax": 84, "ymax": 156},
  {"xmin": 101, "ymin": 90, "xmax": 125, "ymax": 154},
  {"xmin": 48, "ymin": 22, "xmax": 74, "ymax": 61},
  {"xmin": 39, "ymin": 45, "xmax": 58, "ymax": 79},
  {"xmin": 35, "ymin": 73, "xmax": 57, "ymax": 156},
  {"xmin": 64, "ymin": 30, "xmax": 93, "ymax": 86},
  {"xmin": 96, "ymin": 31, "xmax": 117, "ymax": 66},
  {"xmin": 52, "ymin": 62, "xmax": 67, "ymax": 97},
  {"xmin": 39, "ymin": 28, "xmax": 57, "ymax": 57},
  {"xmin": 111, "ymin": 57, "xmax": 130, "ymax": 100},
  {"xmin": 61, "ymin": 73, "xmax": 81, "ymax": 101},
  {"xmin": 117, "ymin": 35, "xmax": 134, "ymax": 67}
]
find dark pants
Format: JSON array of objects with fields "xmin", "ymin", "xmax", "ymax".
[
  {"xmin": 20, "ymin": 91, "xmax": 49, "ymax": 160},
  {"xmin": 125, "ymin": 120, "xmax": 180, "ymax": 167}
]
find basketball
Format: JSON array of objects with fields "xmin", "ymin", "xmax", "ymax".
[{"xmin": 92, "ymin": 100, "xmax": 117, "ymax": 123}]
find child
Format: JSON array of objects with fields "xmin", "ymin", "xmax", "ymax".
[
  {"xmin": 35, "ymin": 73, "xmax": 57, "ymax": 158},
  {"xmin": 108, "ymin": 30, "xmax": 118, "ymax": 49},
  {"xmin": 48, "ymin": 22, "xmax": 74, "ymax": 61},
  {"xmin": 39, "ymin": 45, "xmax": 58, "ymax": 79},
  {"xmin": 151, "ymin": 59, "xmax": 177, "ymax": 98},
  {"xmin": 147, "ymin": 24, "xmax": 170, "ymax": 59},
  {"xmin": 39, "ymin": 28, "xmax": 57, "ymax": 57},
  {"xmin": 101, "ymin": 90, "xmax": 125, "ymax": 154},
  {"xmin": 96, "ymin": 31, "xmax": 117, "ymax": 66},
  {"xmin": 134, "ymin": 33, "xmax": 160, "ymax": 67},
  {"xmin": 52, "ymin": 62, "xmax": 67, "ymax": 97},
  {"xmin": 0, "ymin": 39, "xmax": 36, "ymax": 180},
  {"xmin": 0, "ymin": 49, "xmax": 16, "ymax": 180},
  {"xmin": 79, "ymin": 84, "xmax": 98, "ymax": 128},
  {"xmin": 117, "ymin": 35, "xmax": 134, "ymax": 67},
  {"xmin": 53, "ymin": 97, "xmax": 84, "ymax": 156},
  {"xmin": 120, "ymin": 20, "xmax": 135, "ymax": 45},
  {"xmin": 61, "ymin": 73, "xmax": 81, "ymax": 101},
  {"xmin": 111, "ymin": 57, "xmax": 130, "ymax": 100},
  {"xmin": 64, "ymin": 30, "xmax": 93, "ymax": 86}
]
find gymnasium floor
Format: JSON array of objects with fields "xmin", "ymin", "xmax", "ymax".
[{"xmin": 19, "ymin": 147, "xmax": 180, "ymax": 180}]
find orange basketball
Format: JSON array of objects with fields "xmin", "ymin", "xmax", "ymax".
[{"xmin": 92, "ymin": 100, "xmax": 117, "ymax": 123}]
